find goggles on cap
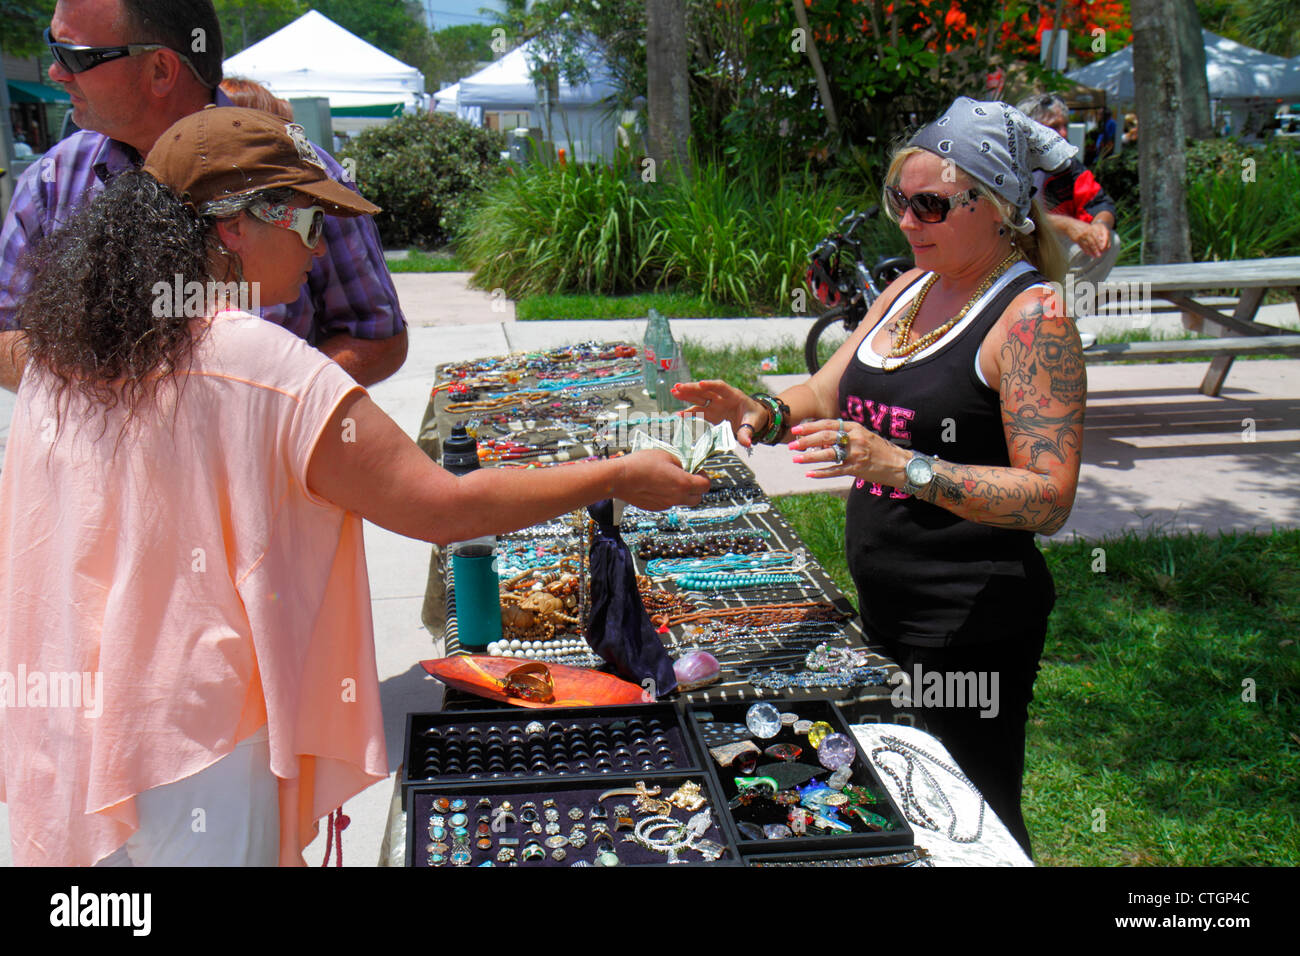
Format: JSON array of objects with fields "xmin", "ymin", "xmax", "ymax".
[
  {"xmin": 246, "ymin": 199, "xmax": 326, "ymax": 249},
  {"xmin": 45, "ymin": 27, "xmax": 209, "ymax": 86}
]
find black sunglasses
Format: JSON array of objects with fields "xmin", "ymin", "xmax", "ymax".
[
  {"xmin": 884, "ymin": 185, "xmax": 980, "ymax": 224},
  {"xmin": 44, "ymin": 27, "xmax": 171, "ymax": 73}
]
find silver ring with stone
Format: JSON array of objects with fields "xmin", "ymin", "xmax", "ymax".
[{"xmin": 833, "ymin": 443, "xmax": 847, "ymax": 464}]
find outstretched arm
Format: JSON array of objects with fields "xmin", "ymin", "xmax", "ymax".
[{"xmin": 306, "ymin": 391, "xmax": 710, "ymax": 545}]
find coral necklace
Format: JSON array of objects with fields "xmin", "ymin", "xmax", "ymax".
[{"xmin": 883, "ymin": 249, "xmax": 1022, "ymax": 371}]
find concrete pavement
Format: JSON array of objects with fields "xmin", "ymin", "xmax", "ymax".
[{"xmin": 0, "ymin": 271, "xmax": 1296, "ymax": 866}]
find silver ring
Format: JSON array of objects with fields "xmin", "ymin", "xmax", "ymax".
[
  {"xmin": 835, "ymin": 432, "xmax": 850, "ymax": 449},
  {"xmin": 837, "ymin": 420, "xmax": 846, "ymax": 435},
  {"xmin": 833, "ymin": 443, "xmax": 847, "ymax": 464}
]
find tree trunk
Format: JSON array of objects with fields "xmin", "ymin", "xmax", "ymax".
[
  {"xmin": 1131, "ymin": 0, "xmax": 1192, "ymax": 263},
  {"xmin": 1176, "ymin": 0, "xmax": 1212, "ymax": 138},
  {"xmin": 790, "ymin": 0, "xmax": 839, "ymax": 143},
  {"xmin": 646, "ymin": 0, "xmax": 691, "ymax": 179}
]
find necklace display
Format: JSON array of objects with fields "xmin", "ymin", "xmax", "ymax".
[
  {"xmin": 883, "ymin": 249, "xmax": 1021, "ymax": 371},
  {"xmin": 623, "ymin": 502, "xmax": 771, "ymax": 531},
  {"xmin": 652, "ymin": 600, "xmax": 849, "ymax": 632},
  {"xmin": 633, "ymin": 529, "xmax": 769, "ymax": 559},
  {"xmin": 870, "ymin": 734, "xmax": 986, "ymax": 843}
]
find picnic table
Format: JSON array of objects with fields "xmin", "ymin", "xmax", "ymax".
[{"xmin": 1086, "ymin": 255, "xmax": 1300, "ymax": 395}]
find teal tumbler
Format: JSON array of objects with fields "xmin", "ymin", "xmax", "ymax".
[{"xmin": 452, "ymin": 540, "xmax": 502, "ymax": 649}]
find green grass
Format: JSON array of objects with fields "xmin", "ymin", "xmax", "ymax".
[
  {"xmin": 385, "ymin": 248, "xmax": 467, "ymax": 272},
  {"xmin": 515, "ymin": 291, "xmax": 756, "ymax": 321},
  {"xmin": 680, "ymin": 339, "xmax": 807, "ymax": 394},
  {"xmin": 772, "ymin": 491, "xmax": 1300, "ymax": 866}
]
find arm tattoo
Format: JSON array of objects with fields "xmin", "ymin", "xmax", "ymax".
[{"xmin": 915, "ymin": 296, "xmax": 1085, "ymax": 535}]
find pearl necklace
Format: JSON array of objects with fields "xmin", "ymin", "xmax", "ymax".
[{"xmin": 883, "ymin": 250, "xmax": 1022, "ymax": 371}]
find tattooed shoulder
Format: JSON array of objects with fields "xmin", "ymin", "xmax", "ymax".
[{"xmin": 996, "ymin": 289, "xmax": 1086, "ymax": 469}]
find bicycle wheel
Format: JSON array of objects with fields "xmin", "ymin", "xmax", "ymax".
[{"xmin": 804, "ymin": 305, "xmax": 858, "ymax": 375}]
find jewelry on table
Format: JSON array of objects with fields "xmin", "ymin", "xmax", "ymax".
[{"xmin": 871, "ymin": 734, "xmax": 986, "ymax": 844}]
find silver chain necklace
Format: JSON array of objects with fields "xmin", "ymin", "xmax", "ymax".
[{"xmin": 870, "ymin": 735, "xmax": 986, "ymax": 844}]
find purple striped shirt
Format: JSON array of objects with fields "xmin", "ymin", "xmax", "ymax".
[{"xmin": 0, "ymin": 101, "xmax": 405, "ymax": 344}]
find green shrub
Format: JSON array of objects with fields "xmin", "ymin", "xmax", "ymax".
[
  {"xmin": 337, "ymin": 113, "xmax": 506, "ymax": 248},
  {"xmin": 1095, "ymin": 139, "xmax": 1300, "ymax": 261},
  {"xmin": 459, "ymin": 159, "xmax": 891, "ymax": 311},
  {"xmin": 458, "ymin": 160, "xmax": 660, "ymax": 297},
  {"xmin": 1185, "ymin": 144, "xmax": 1300, "ymax": 260},
  {"xmin": 653, "ymin": 166, "xmax": 864, "ymax": 311}
]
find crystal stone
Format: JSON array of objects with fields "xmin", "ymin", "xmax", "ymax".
[
  {"xmin": 744, "ymin": 702, "xmax": 783, "ymax": 739},
  {"xmin": 806, "ymin": 721, "xmax": 834, "ymax": 748},
  {"xmin": 816, "ymin": 732, "xmax": 856, "ymax": 770},
  {"xmin": 828, "ymin": 766, "xmax": 853, "ymax": 790}
]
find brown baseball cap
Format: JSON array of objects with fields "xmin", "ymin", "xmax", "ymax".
[{"xmin": 142, "ymin": 106, "xmax": 380, "ymax": 216}]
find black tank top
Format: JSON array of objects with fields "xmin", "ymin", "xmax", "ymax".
[{"xmin": 838, "ymin": 264, "xmax": 1056, "ymax": 648}]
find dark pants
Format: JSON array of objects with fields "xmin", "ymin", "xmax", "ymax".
[{"xmin": 884, "ymin": 628, "xmax": 1048, "ymax": 859}]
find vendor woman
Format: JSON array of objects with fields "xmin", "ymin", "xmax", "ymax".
[
  {"xmin": 675, "ymin": 97, "xmax": 1085, "ymax": 856},
  {"xmin": 0, "ymin": 107, "xmax": 709, "ymax": 867}
]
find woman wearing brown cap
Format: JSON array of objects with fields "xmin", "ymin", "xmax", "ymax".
[{"xmin": 0, "ymin": 107, "xmax": 708, "ymax": 867}]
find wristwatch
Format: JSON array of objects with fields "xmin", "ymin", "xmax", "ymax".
[{"xmin": 902, "ymin": 451, "xmax": 936, "ymax": 495}]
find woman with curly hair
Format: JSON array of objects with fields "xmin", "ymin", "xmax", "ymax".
[{"xmin": 0, "ymin": 107, "xmax": 707, "ymax": 867}]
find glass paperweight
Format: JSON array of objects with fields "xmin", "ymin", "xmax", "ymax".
[
  {"xmin": 745, "ymin": 702, "xmax": 782, "ymax": 739},
  {"xmin": 806, "ymin": 721, "xmax": 834, "ymax": 748},
  {"xmin": 816, "ymin": 732, "xmax": 855, "ymax": 770}
]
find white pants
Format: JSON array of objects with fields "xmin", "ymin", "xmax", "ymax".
[{"xmin": 95, "ymin": 727, "xmax": 279, "ymax": 867}]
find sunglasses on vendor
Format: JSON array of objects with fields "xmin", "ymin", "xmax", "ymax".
[
  {"xmin": 246, "ymin": 199, "xmax": 327, "ymax": 249},
  {"xmin": 44, "ymin": 27, "xmax": 209, "ymax": 85},
  {"xmin": 884, "ymin": 185, "xmax": 981, "ymax": 224}
]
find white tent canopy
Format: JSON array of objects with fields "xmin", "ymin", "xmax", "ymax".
[
  {"xmin": 433, "ymin": 83, "xmax": 459, "ymax": 114},
  {"xmin": 1067, "ymin": 30, "xmax": 1300, "ymax": 102},
  {"xmin": 457, "ymin": 41, "xmax": 619, "ymax": 110},
  {"xmin": 452, "ymin": 39, "xmax": 622, "ymax": 162},
  {"xmin": 223, "ymin": 10, "xmax": 426, "ymax": 113}
]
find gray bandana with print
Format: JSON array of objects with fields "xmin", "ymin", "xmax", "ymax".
[{"xmin": 909, "ymin": 96, "xmax": 1077, "ymax": 233}]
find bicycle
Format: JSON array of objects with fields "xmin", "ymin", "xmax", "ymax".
[{"xmin": 803, "ymin": 207, "xmax": 913, "ymax": 375}]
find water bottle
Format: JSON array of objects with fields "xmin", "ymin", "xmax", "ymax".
[
  {"xmin": 442, "ymin": 424, "xmax": 501, "ymax": 650},
  {"xmin": 655, "ymin": 323, "xmax": 685, "ymax": 414},
  {"xmin": 642, "ymin": 309, "xmax": 665, "ymax": 399}
]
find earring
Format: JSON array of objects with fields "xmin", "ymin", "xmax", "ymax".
[{"xmin": 997, "ymin": 226, "xmax": 1007, "ymax": 237}]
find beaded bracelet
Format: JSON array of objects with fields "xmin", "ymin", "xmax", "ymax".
[{"xmin": 750, "ymin": 393, "xmax": 791, "ymax": 445}]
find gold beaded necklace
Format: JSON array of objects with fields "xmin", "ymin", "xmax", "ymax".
[{"xmin": 882, "ymin": 249, "xmax": 1023, "ymax": 371}]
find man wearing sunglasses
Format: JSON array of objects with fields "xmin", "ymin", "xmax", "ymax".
[
  {"xmin": 0, "ymin": 0, "xmax": 408, "ymax": 392},
  {"xmin": 1016, "ymin": 93, "xmax": 1121, "ymax": 289}
]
